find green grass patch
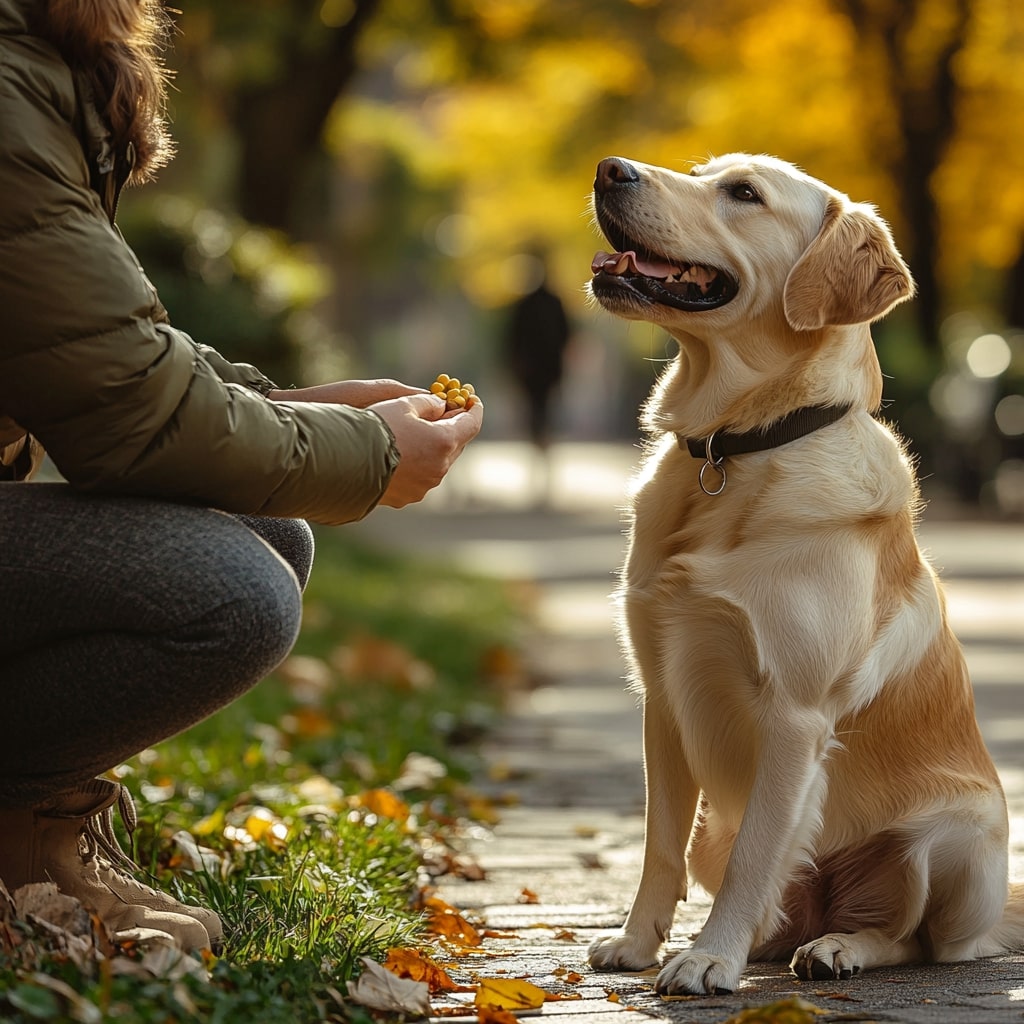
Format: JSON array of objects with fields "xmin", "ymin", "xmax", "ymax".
[{"xmin": 1, "ymin": 526, "xmax": 528, "ymax": 1023}]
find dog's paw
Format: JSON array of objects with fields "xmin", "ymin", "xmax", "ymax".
[
  {"xmin": 656, "ymin": 951, "xmax": 742, "ymax": 995},
  {"xmin": 790, "ymin": 935, "xmax": 862, "ymax": 981},
  {"xmin": 588, "ymin": 933, "xmax": 660, "ymax": 972}
]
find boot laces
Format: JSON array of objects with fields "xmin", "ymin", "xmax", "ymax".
[{"xmin": 81, "ymin": 782, "xmax": 139, "ymax": 873}]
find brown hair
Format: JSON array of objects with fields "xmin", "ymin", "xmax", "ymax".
[{"xmin": 40, "ymin": 0, "xmax": 175, "ymax": 183}]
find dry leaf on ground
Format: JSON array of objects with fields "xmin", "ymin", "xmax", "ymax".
[
  {"xmin": 476, "ymin": 1006, "xmax": 520, "ymax": 1024},
  {"xmin": 352, "ymin": 788, "xmax": 412, "ymax": 822},
  {"xmin": 424, "ymin": 896, "xmax": 483, "ymax": 947},
  {"xmin": 473, "ymin": 977, "xmax": 553, "ymax": 1011},
  {"xmin": 348, "ymin": 956, "xmax": 431, "ymax": 1017},
  {"xmin": 720, "ymin": 996, "xmax": 825, "ymax": 1023},
  {"xmin": 383, "ymin": 947, "xmax": 464, "ymax": 992}
]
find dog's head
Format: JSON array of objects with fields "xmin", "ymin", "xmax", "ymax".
[{"xmin": 589, "ymin": 153, "xmax": 914, "ymax": 335}]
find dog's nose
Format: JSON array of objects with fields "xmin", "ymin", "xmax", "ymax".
[{"xmin": 595, "ymin": 157, "xmax": 640, "ymax": 195}]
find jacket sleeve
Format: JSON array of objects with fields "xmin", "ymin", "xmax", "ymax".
[{"xmin": 0, "ymin": 41, "xmax": 399, "ymax": 526}]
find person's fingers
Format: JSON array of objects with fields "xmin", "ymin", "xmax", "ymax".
[
  {"xmin": 452, "ymin": 399, "xmax": 484, "ymax": 435},
  {"xmin": 401, "ymin": 392, "xmax": 448, "ymax": 420}
]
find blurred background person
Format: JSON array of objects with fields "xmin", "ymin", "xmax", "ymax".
[{"xmin": 500, "ymin": 254, "xmax": 573, "ymax": 505}]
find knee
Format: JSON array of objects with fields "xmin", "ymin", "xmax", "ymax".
[
  {"xmin": 219, "ymin": 553, "xmax": 304, "ymax": 679},
  {"xmin": 177, "ymin": 529, "xmax": 304, "ymax": 685},
  {"xmin": 236, "ymin": 516, "xmax": 316, "ymax": 590}
]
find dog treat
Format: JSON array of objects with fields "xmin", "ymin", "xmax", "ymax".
[{"xmin": 430, "ymin": 373, "xmax": 478, "ymax": 411}]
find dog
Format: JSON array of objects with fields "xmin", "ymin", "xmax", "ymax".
[{"xmin": 585, "ymin": 152, "xmax": 1024, "ymax": 995}]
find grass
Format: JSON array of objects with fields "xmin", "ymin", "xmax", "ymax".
[{"xmin": 0, "ymin": 525, "xmax": 529, "ymax": 1023}]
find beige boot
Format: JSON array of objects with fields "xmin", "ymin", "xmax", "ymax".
[{"xmin": 0, "ymin": 779, "xmax": 221, "ymax": 953}]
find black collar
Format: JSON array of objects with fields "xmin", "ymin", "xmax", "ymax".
[{"xmin": 678, "ymin": 404, "xmax": 854, "ymax": 462}]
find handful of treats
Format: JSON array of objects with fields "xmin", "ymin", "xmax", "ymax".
[{"xmin": 430, "ymin": 373, "xmax": 478, "ymax": 411}]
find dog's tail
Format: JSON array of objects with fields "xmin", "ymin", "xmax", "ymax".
[{"xmin": 975, "ymin": 882, "xmax": 1024, "ymax": 955}]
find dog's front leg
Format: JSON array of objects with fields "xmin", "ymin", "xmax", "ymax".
[
  {"xmin": 589, "ymin": 695, "xmax": 699, "ymax": 971},
  {"xmin": 656, "ymin": 709, "xmax": 830, "ymax": 995}
]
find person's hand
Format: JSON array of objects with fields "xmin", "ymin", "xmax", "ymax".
[
  {"xmin": 266, "ymin": 379, "xmax": 425, "ymax": 408},
  {"xmin": 369, "ymin": 392, "xmax": 484, "ymax": 508}
]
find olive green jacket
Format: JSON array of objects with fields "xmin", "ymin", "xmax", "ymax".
[{"xmin": 0, "ymin": 0, "xmax": 399, "ymax": 525}]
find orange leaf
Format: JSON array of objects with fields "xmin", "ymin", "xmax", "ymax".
[
  {"xmin": 474, "ymin": 978, "xmax": 552, "ymax": 1011},
  {"xmin": 426, "ymin": 907, "xmax": 482, "ymax": 947},
  {"xmin": 517, "ymin": 888, "xmax": 539, "ymax": 904},
  {"xmin": 353, "ymin": 788, "xmax": 411, "ymax": 821},
  {"xmin": 476, "ymin": 1006, "xmax": 519, "ymax": 1024},
  {"xmin": 383, "ymin": 947, "xmax": 460, "ymax": 993}
]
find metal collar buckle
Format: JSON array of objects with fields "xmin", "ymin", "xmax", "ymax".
[{"xmin": 698, "ymin": 431, "xmax": 727, "ymax": 496}]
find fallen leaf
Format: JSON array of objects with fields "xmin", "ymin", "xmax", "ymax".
[
  {"xmin": 280, "ymin": 706, "xmax": 334, "ymax": 738},
  {"xmin": 552, "ymin": 928, "xmax": 576, "ymax": 941},
  {"xmin": 26, "ymin": 973, "xmax": 104, "ymax": 1023},
  {"xmin": 277, "ymin": 654, "xmax": 334, "ymax": 702},
  {"xmin": 424, "ymin": 897, "xmax": 483, "ymax": 947},
  {"xmin": 384, "ymin": 947, "xmax": 461, "ymax": 992},
  {"xmin": 348, "ymin": 956, "xmax": 431, "ymax": 1017},
  {"xmin": 476, "ymin": 1006, "xmax": 519, "ymax": 1024},
  {"xmin": 331, "ymin": 635, "xmax": 436, "ymax": 691},
  {"xmin": 474, "ymin": 978, "xmax": 552, "ymax": 1011},
  {"xmin": 565, "ymin": 971, "xmax": 583, "ymax": 984},
  {"xmin": 295, "ymin": 774, "xmax": 345, "ymax": 807},
  {"xmin": 517, "ymin": 888, "xmax": 539, "ymax": 904},
  {"xmin": 353, "ymin": 788, "xmax": 411, "ymax": 822},
  {"xmin": 242, "ymin": 806, "xmax": 289, "ymax": 847},
  {"xmin": 720, "ymin": 996, "xmax": 826, "ymax": 1023},
  {"xmin": 394, "ymin": 752, "xmax": 448, "ymax": 791}
]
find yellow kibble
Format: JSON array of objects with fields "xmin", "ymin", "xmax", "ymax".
[{"xmin": 431, "ymin": 372, "xmax": 479, "ymax": 411}]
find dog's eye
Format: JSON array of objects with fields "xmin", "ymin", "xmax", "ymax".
[{"xmin": 728, "ymin": 182, "xmax": 762, "ymax": 203}]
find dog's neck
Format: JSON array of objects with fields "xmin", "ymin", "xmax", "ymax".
[{"xmin": 643, "ymin": 323, "xmax": 883, "ymax": 439}]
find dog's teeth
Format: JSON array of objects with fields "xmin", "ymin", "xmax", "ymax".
[{"xmin": 613, "ymin": 254, "xmax": 630, "ymax": 274}]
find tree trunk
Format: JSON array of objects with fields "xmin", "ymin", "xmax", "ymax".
[
  {"xmin": 835, "ymin": 0, "xmax": 969, "ymax": 351},
  {"xmin": 232, "ymin": 0, "xmax": 382, "ymax": 233}
]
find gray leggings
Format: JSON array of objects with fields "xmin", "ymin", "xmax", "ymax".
[{"xmin": 0, "ymin": 483, "xmax": 313, "ymax": 808}]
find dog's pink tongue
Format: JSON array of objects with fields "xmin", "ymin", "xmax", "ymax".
[{"xmin": 592, "ymin": 250, "xmax": 680, "ymax": 279}]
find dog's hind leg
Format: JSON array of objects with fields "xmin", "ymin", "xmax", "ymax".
[
  {"xmin": 589, "ymin": 694, "xmax": 699, "ymax": 971},
  {"xmin": 792, "ymin": 794, "xmax": 1009, "ymax": 979}
]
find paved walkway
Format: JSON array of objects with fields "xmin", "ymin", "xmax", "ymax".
[{"xmin": 351, "ymin": 441, "xmax": 1024, "ymax": 1024}]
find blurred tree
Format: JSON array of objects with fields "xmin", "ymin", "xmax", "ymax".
[
  {"xmin": 163, "ymin": 0, "xmax": 381, "ymax": 233},
  {"xmin": 829, "ymin": 0, "xmax": 969, "ymax": 352}
]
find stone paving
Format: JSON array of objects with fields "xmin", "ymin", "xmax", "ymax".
[{"xmin": 351, "ymin": 441, "xmax": 1024, "ymax": 1024}]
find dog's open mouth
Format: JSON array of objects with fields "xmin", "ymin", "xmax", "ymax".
[{"xmin": 590, "ymin": 228, "xmax": 737, "ymax": 312}]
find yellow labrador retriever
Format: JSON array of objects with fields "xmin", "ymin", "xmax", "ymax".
[{"xmin": 586, "ymin": 153, "xmax": 1024, "ymax": 995}]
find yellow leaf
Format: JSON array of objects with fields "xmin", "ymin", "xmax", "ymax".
[
  {"xmin": 473, "ymin": 978, "xmax": 552, "ymax": 1011},
  {"xmin": 721, "ymin": 996, "xmax": 826, "ymax": 1024}
]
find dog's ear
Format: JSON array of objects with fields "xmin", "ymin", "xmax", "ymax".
[{"xmin": 784, "ymin": 197, "xmax": 915, "ymax": 331}]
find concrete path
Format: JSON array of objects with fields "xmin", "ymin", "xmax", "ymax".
[{"xmin": 351, "ymin": 441, "xmax": 1024, "ymax": 1024}]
